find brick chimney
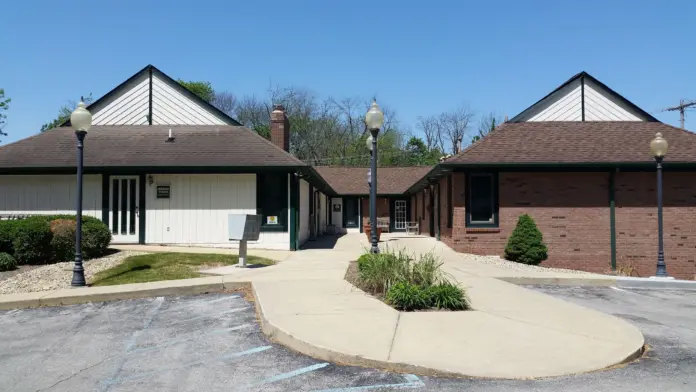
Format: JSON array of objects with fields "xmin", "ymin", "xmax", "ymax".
[{"xmin": 270, "ymin": 104, "xmax": 290, "ymax": 151}]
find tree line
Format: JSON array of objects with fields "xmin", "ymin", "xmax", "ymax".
[{"xmin": 9, "ymin": 80, "xmax": 502, "ymax": 166}]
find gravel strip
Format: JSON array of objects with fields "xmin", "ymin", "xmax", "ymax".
[
  {"xmin": 0, "ymin": 250, "xmax": 147, "ymax": 295},
  {"xmin": 462, "ymin": 254, "xmax": 604, "ymax": 275}
]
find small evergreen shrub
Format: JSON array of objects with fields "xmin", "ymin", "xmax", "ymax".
[
  {"xmin": 0, "ymin": 252, "xmax": 17, "ymax": 271},
  {"xmin": 386, "ymin": 282, "xmax": 429, "ymax": 311},
  {"xmin": 425, "ymin": 282, "xmax": 470, "ymax": 310},
  {"xmin": 82, "ymin": 219, "xmax": 112, "ymax": 258},
  {"xmin": 13, "ymin": 217, "xmax": 53, "ymax": 264},
  {"xmin": 0, "ymin": 220, "xmax": 20, "ymax": 254},
  {"xmin": 504, "ymin": 214, "xmax": 548, "ymax": 265}
]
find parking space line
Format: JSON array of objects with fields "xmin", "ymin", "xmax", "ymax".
[
  {"xmin": 248, "ymin": 362, "xmax": 330, "ymax": 387},
  {"xmin": 310, "ymin": 374, "xmax": 425, "ymax": 391},
  {"xmin": 103, "ymin": 345, "xmax": 272, "ymax": 386},
  {"xmin": 130, "ymin": 323, "xmax": 253, "ymax": 354},
  {"xmin": 165, "ymin": 306, "xmax": 248, "ymax": 326}
]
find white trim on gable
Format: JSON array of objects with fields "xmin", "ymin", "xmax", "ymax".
[{"xmin": 513, "ymin": 73, "xmax": 652, "ymax": 122}]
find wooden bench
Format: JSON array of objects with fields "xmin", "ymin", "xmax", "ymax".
[{"xmin": 405, "ymin": 222, "xmax": 419, "ymax": 235}]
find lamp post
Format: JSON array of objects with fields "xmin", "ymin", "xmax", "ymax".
[
  {"xmin": 70, "ymin": 100, "xmax": 92, "ymax": 287},
  {"xmin": 650, "ymin": 132, "xmax": 669, "ymax": 278},
  {"xmin": 365, "ymin": 101, "xmax": 384, "ymax": 254}
]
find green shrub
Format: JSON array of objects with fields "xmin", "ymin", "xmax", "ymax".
[
  {"xmin": 356, "ymin": 249, "xmax": 414, "ymax": 296},
  {"xmin": 0, "ymin": 220, "xmax": 20, "ymax": 254},
  {"xmin": 0, "ymin": 252, "xmax": 17, "ymax": 271},
  {"xmin": 82, "ymin": 219, "xmax": 112, "ymax": 258},
  {"xmin": 50, "ymin": 219, "xmax": 76, "ymax": 262},
  {"xmin": 386, "ymin": 282, "xmax": 429, "ymax": 311},
  {"xmin": 504, "ymin": 214, "xmax": 548, "ymax": 265},
  {"xmin": 13, "ymin": 217, "xmax": 53, "ymax": 264},
  {"xmin": 425, "ymin": 282, "xmax": 470, "ymax": 310}
]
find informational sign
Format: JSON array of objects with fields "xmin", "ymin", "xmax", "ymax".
[
  {"xmin": 156, "ymin": 186, "xmax": 171, "ymax": 199},
  {"xmin": 333, "ymin": 204, "xmax": 341, "ymax": 212},
  {"xmin": 266, "ymin": 215, "xmax": 278, "ymax": 225}
]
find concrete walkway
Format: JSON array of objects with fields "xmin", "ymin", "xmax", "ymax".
[
  {"xmin": 0, "ymin": 234, "xmax": 644, "ymax": 379},
  {"xmin": 208, "ymin": 233, "xmax": 644, "ymax": 379}
]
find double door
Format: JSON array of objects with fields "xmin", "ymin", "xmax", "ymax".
[{"xmin": 109, "ymin": 176, "xmax": 139, "ymax": 243}]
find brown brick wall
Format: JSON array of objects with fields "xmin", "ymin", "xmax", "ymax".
[
  {"xmin": 360, "ymin": 197, "xmax": 390, "ymax": 228},
  {"xmin": 439, "ymin": 176, "xmax": 451, "ymax": 239},
  {"xmin": 440, "ymin": 171, "xmax": 696, "ymax": 279},
  {"xmin": 615, "ymin": 172, "xmax": 696, "ymax": 279}
]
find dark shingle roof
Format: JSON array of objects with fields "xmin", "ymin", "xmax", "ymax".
[
  {"xmin": 443, "ymin": 122, "xmax": 696, "ymax": 165},
  {"xmin": 0, "ymin": 125, "xmax": 306, "ymax": 169},
  {"xmin": 315, "ymin": 166, "xmax": 433, "ymax": 195}
]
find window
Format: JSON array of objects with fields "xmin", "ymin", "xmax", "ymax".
[
  {"xmin": 447, "ymin": 174, "xmax": 453, "ymax": 228},
  {"xmin": 257, "ymin": 173, "xmax": 288, "ymax": 231},
  {"xmin": 466, "ymin": 173, "xmax": 498, "ymax": 227}
]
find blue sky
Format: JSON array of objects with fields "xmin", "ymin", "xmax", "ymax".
[{"xmin": 1, "ymin": 0, "xmax": 695, "ymax": 144}]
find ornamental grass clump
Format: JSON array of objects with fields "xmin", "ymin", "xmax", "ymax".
[{"xmin": 355, "ymin": 248, "xmax": 469, "ymax": 311}]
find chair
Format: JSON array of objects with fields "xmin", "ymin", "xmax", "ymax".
[
  {"xmin": 377, "ymin": 217, "xmax": 390, "ymax": 233},
  {"xmin": 405, "ymin": 222, "xmax": 419, "ymax": 235}
]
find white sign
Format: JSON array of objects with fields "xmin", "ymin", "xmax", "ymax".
[{"xmin": 267, "ymin": 215, "xmax": 278, "ymax": 225}]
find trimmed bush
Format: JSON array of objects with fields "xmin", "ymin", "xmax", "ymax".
[
  {"xmin": 13, "ymin": 217, "xmax": 53, "ymax": 265},
  {"xmin": 386, "ymin": 282, "xmax": 429, "ymax": 311},
  {"xmin": 82, "ymin": 219, "xmax": 112, "ymax": 258},
  {"xmin": 426, "ymin": 282, "xmax": 470, "ymax": 311},
  {"xmin": 0, "ymin": 252, "xmax": 17, "ymax": 271},
  {"xmin": 504, "ymin": 214, "xmax": 548, "ymax": 265},
  {"xmin": 50, "ymin": 219, "xmax": 77, "ymax": 262},
  {"xmin": 0, "ymin": 220, "xmax": 21, "ymax": 254}
]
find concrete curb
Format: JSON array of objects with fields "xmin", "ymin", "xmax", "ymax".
[
  {"xmin": 497, "ymin": 276, "xmax": 617, "ymax": 287},
  {"xmin": 0, "ymin": 277, "xmax": 247, "ymax": 311},
  {"xmin": 616, "ymin": 276, "xmax": 696, "ymax": 291}
]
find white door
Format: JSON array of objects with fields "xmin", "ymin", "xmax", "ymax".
[
  {"xmin": 109, "ymin": 176, "xmax": 139, "ymax": 243},
  {"xmin": 394, "ymin": 200, "xmax": 407, "ymax": 230}
]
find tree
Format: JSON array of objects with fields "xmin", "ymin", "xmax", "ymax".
[
  {"xmin": 211, "ymin": 91, "xmax": 238, "ymax": 117},
  {"xmin": 0, "ymin": 88, "xmax": 10, "ymax": 142},
  {"xmin": 472, "ymin": 112, "xmax": 502, "ymax": 143},
  {"xmin": 504, "ymin": 214, "xmax": 548, "ymax": 265},
  {"xmin": 177, "ymin": 80, "xmax": 215, "ymax": 103},
  {"xmin": 402, "ymin": 137, "xmax": 442, "ymax": 166},
  {"xmin": 40, "ymin": 94, "xmax": 93, "ymax": 132}
]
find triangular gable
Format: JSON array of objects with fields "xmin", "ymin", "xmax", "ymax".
[
  {"xmin": 510, "ymin": 72, "xmax": 658, "ymax": 122},
  {"xmin": 64, "ymin": 65, "xmax": 241, "ymax": 127}
]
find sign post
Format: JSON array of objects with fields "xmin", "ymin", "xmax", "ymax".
[{"xmin": 228, "ymin": 214, "xmax": 262, "ymax": 268}]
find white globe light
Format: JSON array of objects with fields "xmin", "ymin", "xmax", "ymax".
[
  {"xmin": 365, "ymin": 100, "xmax": 384, "ymax": 131},
  {"xmin": 366, "ymin": 135, "xmax": 373, "ymax": 151},
  {"xmin": 70, "ymin": 101, "xmax": 92, "ymax": 132},
  {"xmin": 650, "ymin": 132, "xmax": 668, "ymax": 158}
]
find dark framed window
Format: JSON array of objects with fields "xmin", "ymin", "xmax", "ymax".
[
  {"xmin": 447, "ymin": 174, "xmax": 453, "ymax": 228},
  {"xmin": 466, "ymin": 172, "xmax": 498, "ymax": 228},
  {"xmin": 257, "ymin": 173, "xmax": 289, "ymax": 232}
]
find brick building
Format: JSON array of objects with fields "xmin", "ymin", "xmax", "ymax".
[{"xmin": 406, "ymin": 72, "xmax": 696, "ymax": 279}]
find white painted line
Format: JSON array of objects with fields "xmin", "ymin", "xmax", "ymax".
[
  {"xmin": 130, "ymin": 323, "xmax": 253, "ymax": 354},
  {"xmin": 166, "ymin": 306, "xmax": 248, "ymax": 326},
  {"xmin": 250, "ymin": 362, "xmax": 330, "ymax": 387},
  {"xmin": 610, "ymin": 286, "xmax": 629, "ymax": 293}
]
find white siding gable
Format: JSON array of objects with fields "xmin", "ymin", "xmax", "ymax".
[
  {"xmin": 87, "ymin": 67, "xmax": 232, "ymax": 126},
  {"xmin": 92, "ymin": 72, "xmax": 150, "ymax": 125},
  {"xmin": 515, "ymin": 74, "xmax": 649, "ymax": 122}
]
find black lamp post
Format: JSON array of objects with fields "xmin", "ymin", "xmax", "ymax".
[
  {"xmin": 650, "ymin": 132, "xmax": 669, "ymax": 278},
  {"xmin": 70, "ymin": 100, "xmax": 92, "ymax": 287},
  {"xmin": 365, "ymin": 101, "xmax": 384, "ymax": 254}
]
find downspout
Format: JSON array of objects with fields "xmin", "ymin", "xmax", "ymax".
[{"xmin": 609, "ymin": 170, "xmax": 617, "ymax": 271}]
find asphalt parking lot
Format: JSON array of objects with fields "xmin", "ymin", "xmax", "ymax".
[{"xmin": 0, "ymin": 286, "xmax": 694, "ymax": 391}]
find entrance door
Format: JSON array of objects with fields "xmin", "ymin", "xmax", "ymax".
[
  {"xmin": 109, "ymin": 176, "xmax": 139, "ymax": 243},
  {"xmin": 394, "ymin": 200, "xmax": 407, "ymax": 230},
  {"xmin": 343, "ymin": 197, "xmax": 359, "ymax": 228}
]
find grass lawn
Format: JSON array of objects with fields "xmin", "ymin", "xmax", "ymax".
[{"xmin": 91, "ymin": 252, "xmax": 274, "ymax": 286}]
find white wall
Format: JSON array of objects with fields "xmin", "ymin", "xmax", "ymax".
[
  {"xmin": 92, "ymin": 72, "xmax": 150, "ymax": 125},
  {"xmin": 583, "ymin": 79, "xmax": 643, "ymax": 121},
  {"xmin": 145, "ymin": 174, "xmax": 290, "ymax": 250},
  {"xmin": 0, "ymin": 175, "xmax": 102, "ymax": 218},
  {"xmin": 298, "ymin": 180, "xmax": 310, "ymax": 246},
  {"xmin": 524, "ymin": 79, "xmax": 582, "ymax": 121},
  {"xmin": 331, "ymin": 197, "xmax": 343, "ymax": 233}
]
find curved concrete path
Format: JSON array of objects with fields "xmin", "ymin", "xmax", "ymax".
[{"xmin": 209, "ymin": 234, "xmax": 645, "ymax": 379}]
